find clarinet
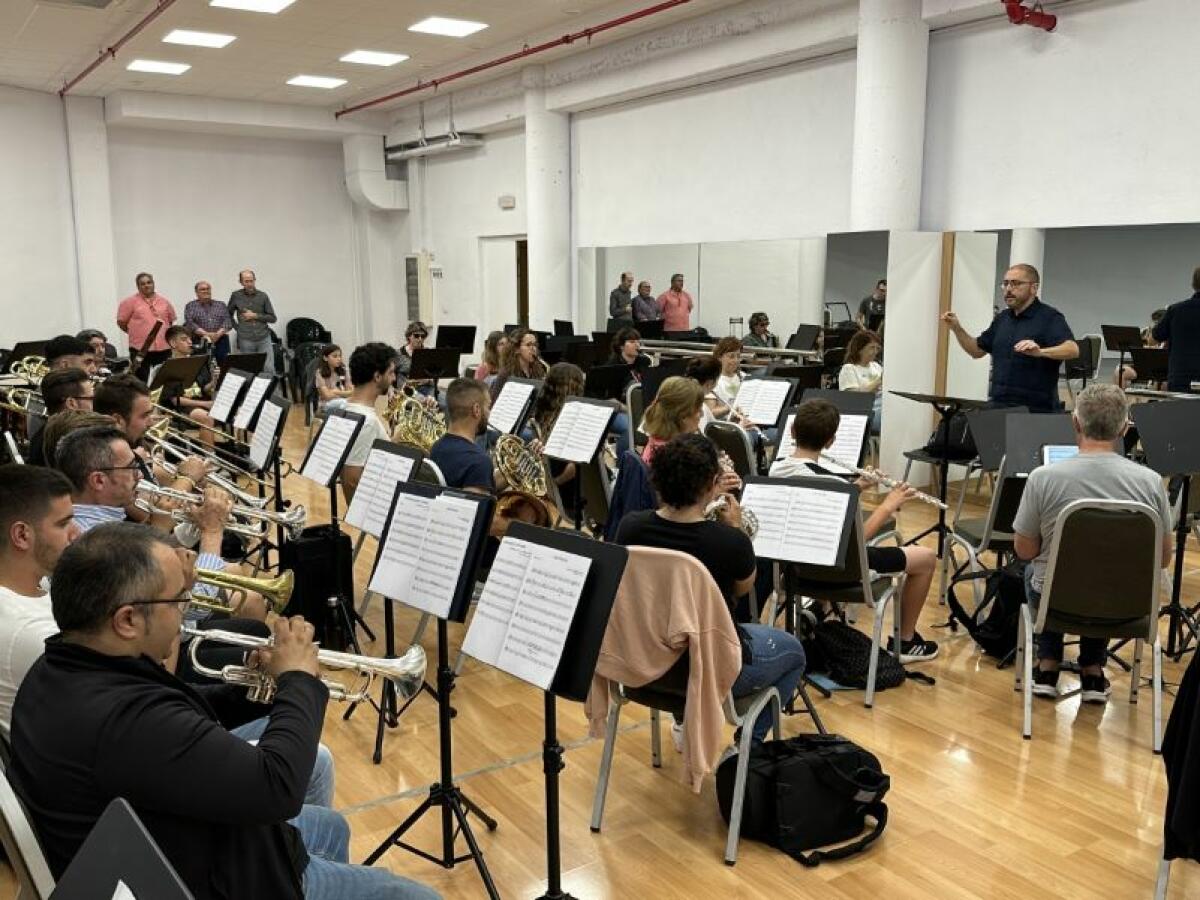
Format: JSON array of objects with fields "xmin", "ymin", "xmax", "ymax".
[{"xmin": 818, "ymin": 453, "xmax": 948, "ymax": 510}]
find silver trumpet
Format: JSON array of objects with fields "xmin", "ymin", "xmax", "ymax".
[
  {"xmin": 818, "ymin": 453, "xmax": 948, "ymax": 510},
  {"xmin": 135, "ymin": 480, "xmax": 307, "ymax": 539},
  {"xmin": 147, "ymin": 438, "xmax": 270, "ymax": 509},
  {"xmin": 182, "ymin": 625, "xmax": 427, "ymax": 704}
]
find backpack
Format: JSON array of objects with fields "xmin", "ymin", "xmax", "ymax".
[
  {"xmin": 716, "ymin": 733, "xmax": 889, "ymax": 867},
  {"xmin": 804, "ymin": 620, "xmax": 906, "ymax": 690},
  {"xmin": 944, "ymin": 564, "xmax": 1024, "ymax": 665},
  {"xmin": 923, "ymin": 410, "xmax": 977, "ymax": 461}
]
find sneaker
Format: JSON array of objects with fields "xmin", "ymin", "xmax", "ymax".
[
  {"xmin": 887, "ymin": 633, "xmax": 939, "ymax": 663},
  {"xmin": 1032, "ymin": 669, "xmax": 1060, "ymax": 698},
  {"xmin": 670, "ymin": 719, "xmax": 684, "ymax": 753},
  {"xmin": 1081, "ymin": 673, "xmax": 1112, "ymax": 704}
]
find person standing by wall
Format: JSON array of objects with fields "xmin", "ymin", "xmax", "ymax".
[{"xmin": 227, "ymin": 269, "xmax": 278, "ymax": 378}]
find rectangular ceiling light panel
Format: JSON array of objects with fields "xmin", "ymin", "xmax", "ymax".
[
  {"xmin": 287, "ymin": 75, "xmax": 347, "ymax": 89},
  {"xmin": 408, "ymin": 16, "xmax": 488, "ymax": 37},
  {"xmin": 340, "ymin": 50, "xmax": 409, "ymax": 66},
  {"xmin": 127, "ymin": 59, "xmax": 191, "ymax": 75},
  {"xmin": 209, "ymin": 0, "xmax": 297, "ymax": 12},
  {"xmin": 163, "ymin": 29, "xmax": 237, "ymax": 48}
]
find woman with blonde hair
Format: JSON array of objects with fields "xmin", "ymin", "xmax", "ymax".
[
  {"xmin": 475, "ymin": 330, "xmax": 509, "ymax": 385},
  {"xmin": 640, "ymin": 376, "xmax": 707, "ymax": 464}
]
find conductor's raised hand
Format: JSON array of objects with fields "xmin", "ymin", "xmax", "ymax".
[{"xmin": 940, "ymin": 311, "xmax": 960, "ymax": 329}]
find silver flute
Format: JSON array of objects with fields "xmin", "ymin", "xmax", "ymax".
[{"xmin": 818, "ymin": 453, "xmax": 948, "ymax": 510}]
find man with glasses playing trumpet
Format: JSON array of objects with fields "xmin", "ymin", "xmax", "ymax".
[{"xmin": 8, "ymin": 521, "xmax": 439, "ymax": 900}]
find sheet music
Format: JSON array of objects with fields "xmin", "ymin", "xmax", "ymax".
[
  {"xmin": 344, "ymin": 449, "xmax": 416, "ymax": 537},
  {"xmin": 734, "ymin": 379, "xmax": 791, "ymax": 425},
  {"xmin": 300, "ymin": 414, "xmax": 359, "ymax": 487},
  {"xmin": 777, "ymin": 413, "xmax": 797, "ymax": 458},
  {"xmin": 488, "ymin": 380, "xmax": 535, "ymax": 435},
  {"xmin": 210, "ymin": 372, "xmax": 247, "ymax": 423},
  {"xmin": 820, "ymin": 413, "xmax": 870, "ymax": 474},
  {"xmin": 112, "ymin": 882, "xmax": 137, "ymax": 900},
  {"xmin": 232, "ymin": 376, "xmax": 272, "ymax": 431},
  {"xmin": 741, "ymin": 482, "xmax": 850, "ymax": 565},
  {"xmin": 368, "ymin": 493, "xmax": 479, "ymax": 617},
  {"xmin": 248, "ymin": 401, "xmax": 283, "ymax": 471},
  {"xmin": 463, "ymin": 537, "xmax": 592, "ymax": 689},
  {"xmin": 544, "ymin": 401, "xmax": 612, "ymax": 463}
]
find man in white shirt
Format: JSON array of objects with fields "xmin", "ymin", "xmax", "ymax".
[
  {"xmin": 340, "ymin": 342, "xmax": 397, "ymax": 502},
  {"xmin": 0, "ymin": 465, "xmax": 81, "ymax": 734}
]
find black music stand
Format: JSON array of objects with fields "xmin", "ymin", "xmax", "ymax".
[
  {"xmin": 892, "ymin": 391, "xmax": 991, "ymax": 602},
  {"xmin": 232, "ymin": 373, "xmax": 276, "ymax": 433},
  {"xmin": 1003, "ymin": 413, "xmax": 1076, "ymax": 475},
  {"xmin": 544, "ymin": 398, "xmax": 619, "ymax": 532},
  {"xmin": 768, "ymin": 364, "xmax": 823, "ymax": 389},
  {"xmin": 208, "ymin": 367, "xmax": 251, "ymax": 426},
  {"xmin": 3, "ymin": 341, "xmax": 49, "ymax": 373},
  {"xmin": 217, "ymin": 352, "xmax": 266, "ymax": 380},
  {"xmin": 641, "ymin": 357, "xmax": 687, "ymax": 404},
  {"xmin": 1130, "ymin": 348, "xmax": 1169, "ymax": 384},
  {"xmin": 148, "ymin": 354, "xmax": 209, "ymax": 392},
  {"xmin": 553, "ymin": 319, "xmax": 575, "ymax": 336},
  {"xmin": 796, "ymin": 388, "xmax": 875, "ymax": 461},
  {"xmin": 583, "ymin": 364, "xmax": 629, "ymax": 401},
  {"xmin": 462, "ymin": 523, "xmax": 628, "ymax": 900},
  {"xmin": 298, "ymin": 408, "xmax": 368, "ymax": 651},
  {"xmin": 965, "ymin": 405, "xmax": 1029, "ymax": 472},
  {"xmin": 248, "ymin": 396, "xmax": 291, "ymax": 558},
  {"xmin": 1102, "ymin": 324, "xmax": 1143, "ymax": 383},
  {"xmin": 735, "ymin": 375, "xmax": 797, "ymax": 428},
  {"xmin": 1131, "ymin": 399, "xmax": 1200, "ymax": 659},
  {"xmin": 409, "ymin": 348, "xmax": 462, "ymax": 401},
  {"xmin": 635, "ymin": 319, "xmax": 665, "ymax": 340},
  {"xmin": 565, "ymin": 341, "xmax": 603, "ymax": 371},
  {"xmin": 364, "ymin": 482, "xmax": 499, "ymax": 900},
  {"xmin": 435, "ymin": 325, "xmax": 477, "ymax": 355}
]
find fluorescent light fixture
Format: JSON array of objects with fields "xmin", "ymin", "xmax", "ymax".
[
  {"xmin": 163, "ymin": 29, "xmax": 237, "ymax": 48},
  {"xmin": 209, "ymin": 0, "xmax": 297, "ymax": 12},
  {"xmin": 287, "ymin": 75, "xmax": 347, "ymax": 89},
  {"xmin": 408, "ymin": 16, "xmax": 488, "ymax": 38},
  {"xmin": 340, "ymin": 50, "xmax": 409, "ymax": 67},
  {"xmin": 126, "ymin": 59, "xmax": 191, "ymax": 75}
]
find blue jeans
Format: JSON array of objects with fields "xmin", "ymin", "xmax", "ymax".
[
  {"xmin": 236, "ymin": 334, "xmax": 276, "ymax": 376},
  {"xmin": 230, "ymin": 717, "xmax": 335, "ymax": 808},
  {"xmin": 295, "ymin": 805, "xmax": 440, "ymax": 899},
  {"xmin": 1022, "ymin": 564, "xmax": 1107, "ymax": 668},
  {"xmin": 731, "ymin": 623, "xmax": 806, "ymax": 742},
  {"xmin": 611, "ymin": 411, "xmax": 631, "ymax": 459}
]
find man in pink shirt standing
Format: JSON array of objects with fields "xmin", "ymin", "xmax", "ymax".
[
  {"xmin": 116, "ymin": 272, "xmax": 176, "ymax": 379},
  {"xmin": 657, "ymin": 273, "xmax": 695, "ymax": 332}
]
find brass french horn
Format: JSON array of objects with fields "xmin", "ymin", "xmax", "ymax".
[{"xmin": 492, "ymin": 429, "xmax": 561, "ymax": 535}]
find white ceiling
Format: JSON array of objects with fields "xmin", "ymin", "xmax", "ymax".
[{"xmin": 0, "ymin": 0, "xmax": 732, "ymax": 112}]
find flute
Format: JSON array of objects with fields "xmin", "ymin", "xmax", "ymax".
[{"xmin": 818, "ymin": 453, "xmax": 948, "ymax": 510}]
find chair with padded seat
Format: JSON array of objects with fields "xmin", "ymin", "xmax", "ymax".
[
  {"xmin": 704, "ymin": 420, "xmax": 756, "ymax": 479},
  {"xmin": 1014, "ymin": 499, "xmax": 1164, "ymax": 751}
]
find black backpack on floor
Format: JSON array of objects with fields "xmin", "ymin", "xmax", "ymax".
[
  {"xmin": 804, "ymin": 620, "xmax": 906, "ymax": 691},
  {"xmin": 716, "ymin": 734, "xmax": 890, "ymax": 867},
  {"xmin": 945, "ymin": 564, "xmax": 1024, "ymax": 665}
]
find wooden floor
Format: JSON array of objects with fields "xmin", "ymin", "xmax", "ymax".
[{"xmin": 6, "ymin": 410, "xmax": 1200, "ymax": 898}]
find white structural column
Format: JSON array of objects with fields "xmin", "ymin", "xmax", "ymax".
[
  {"xmin": 1009, "ymin": 227, "xmax": 1046, "ymax": 278},
  {"xmin": 848, "ymin": 0, "xmax": 929, "ymax": 232},
  {"xmin": 797, "ymin": 237, "xmax": 827, "ymax": 326},
  {"xmin": 522, "ymin": 67, "xmax": 572, "ymax": 326}
]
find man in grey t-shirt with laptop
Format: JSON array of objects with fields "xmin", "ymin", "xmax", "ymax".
[{"xmin": 1013, "ymin": 383, "xmax": 1173, "ymax": 703}]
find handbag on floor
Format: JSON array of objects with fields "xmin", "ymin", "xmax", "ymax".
[{"xmin": 716, "ymin": 733, "xmax": 889, "ymax": 867}]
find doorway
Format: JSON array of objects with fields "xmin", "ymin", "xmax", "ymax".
[{"xmin": 516, "ymin": 239, "xmax": 529, "ymax": 326}]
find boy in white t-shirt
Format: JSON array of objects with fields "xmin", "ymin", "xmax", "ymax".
[
  {"xmin": 339, "ymin": 342, "xmax": 397, "ymax": 503},
  {"xmin": 769, "ymin": 399, "xmax": 939, "ymax": 662}
]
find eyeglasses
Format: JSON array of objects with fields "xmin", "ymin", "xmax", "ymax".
[
  {"xmin": 99, "ymin": 462, "xmax": 143, "ymax": 475},
  {"xmin": 117, "ymin": 593, "xmax": 190, "ymax": 615},
  {"xmin": 412, "ymin": 333, "xmax": 428, "ymax": 340},
  {"xmin": 1000, "ymin": 280, "xmax": 1033, "ymax": 289}
]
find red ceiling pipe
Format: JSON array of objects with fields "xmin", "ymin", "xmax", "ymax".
[
  {"xmin": 59, "ymin": 0, "xmax": 182, "ymax": 96},
  {"xmin": 335, "ymin": 0, "xmax": 693, "ymax": 118},
  {"xmin": 1003, "ymin": 1, "xmax": 1057, "ymax": 31}
]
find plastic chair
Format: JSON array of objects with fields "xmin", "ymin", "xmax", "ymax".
[
  {"xmin": 945, "ymin": 456, "xmax": 1027, "ymax": 606},
  {"xmin": 1014, "ymin": 499, "xmax": 1164, "ymax": 750},
  {"xmin": 625, "ymin": 382, "xmax": 645, "ymax": 451},
  {"xmin": 0, "ymin": 766, "xmax": 55, "ymax": 900},
  {"xmin": 704, "ymin": 420, "xmax": 755, "ymax": 479},
  {"xmin": 285, "ymin": 317, "xmax": 329, "ymax": 348}
]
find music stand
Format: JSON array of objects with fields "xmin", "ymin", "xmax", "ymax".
[
  {"xmin": 217, "ymin": 352, "xmax": 266, "ymax": 380},
  {"xmin": 1102, "ymin": 324, "xmax": 1144, "ymax": 384},
  {"xmin": 553, "ymin": 319, "xmax": 574, "ymax": 336},
  {"xmin": 824, "ymin": 302, "xmax": 854, "ymax": 327},
  {"xmin": 787, "ymin": 324, "xmax": 821, "ymax": 352},
  {"xmin": 544, "ymin": 398, "xmax": 619, "ymax": 531},
  {"xmin": 248, "ymin": 396, "xmax": 290, "ymax": 553},
  {"xmin": 51, "ymin": 799, "xmax": 193, "ymax": 900},
  {"xmin": 583, "ymin": 364, "xmax": 629, "ymax": 401},
  {"xmin": 771, "ymin": 364, "xmax": 823, "ymax": 390},
  {"xmin": 733, "ymin": 375, "xmax": 796, "ymax": 427},
  {"xmin": 564, "ymin": 341, "xmax": 603, "ymax": 372},
  {"xmin": 232, "ymin": 374, "xmax": 275, "ymax": 433},
  {"xmin": 435, "ymin": 325, "xmax": 477, "ymax": 355},
  {"xmin": 487, "ymin": 376, "xmax": 539, "ymax": 436},
  {"xmin": 461, "ymin": 523, "xmax": 628, "ymax": 900},
  {"xmin": 641, "ymin": 357, "xmax": 688, "ymax": 404},
  {"xmin": 409, "ymin": 348, "xmax": 462, "ymax": 401},
  {"xmin": 209, "ymin": 368, "xmax": 251, "ymax": 425},
  {"xmin": 545, "ymin": 335, "xmax": 590, "ymax": 357},
  {"xmin": 892, "ymin": 391, "xmax": 991, "ymax": 602},
  {"xmin": 1131, "ymin": 399, "xmax": 1200, "ymax": 658},
  {"xmin": 635, "ymin": 319, "xmax": 665, "ymax": 340},
  {"xmin": 364, "ymin": 482, "xmax": 499, "ymax": 899},
  {"xmin": 795, "ymin": 388, "xmax": 875, "ymax": 463},
  {"xmin": 148, "ymin": 354, "xmax": 209, "ymax": 392},
  {"xmin": 1003, "ymin": 412, "xmax": 1076, "ymax": 476},
  {"xmin": 965, "ymin": 405, "xmax": 1029, "ymax": 473},
  {"xmin": 1130, "ymin": 348, "xmax": 1169, "ymax": 384},
  {"xmin": 4, "ymin": 341, "xmax": 49, "ymax": 373}
]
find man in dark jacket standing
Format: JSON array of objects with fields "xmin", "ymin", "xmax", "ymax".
[
  {"xmin": 228, "ymin": 269, "xmax": 278, "ymax": 377},
  {"xmin": 9, "ymin": 522, "xmax": 438, "ymax": 900},
  {"xmin": 1152, "ymin": 267, "xmax": 1200, "ymax": 393}
]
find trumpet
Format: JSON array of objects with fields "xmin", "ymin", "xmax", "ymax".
[
  {"xmin": 182, "ymin": 625, "xmax": 427, "ymax": 705},
  {"xmin": 818, "ymin": 453, "xmax": 949, "ymax": 510},
  {"xmin": 189, "ymin": 567, "xmax": 294, "ymax": 615},
  {"xmin": 144, "ymin": 417, "xmax": 272, "ymax": 504},
  {"xmin": 135, "ymin": 480, "xmax": 307, "ymax": 539}
]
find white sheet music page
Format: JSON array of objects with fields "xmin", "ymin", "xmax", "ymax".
[
  {"xmin": 405, "ymin": 494, "xmax": 478, "ymax": 617},
  {"xmin": 344, "ymin": 450, "xmax": 416, "ymax": 537},
  {"xmin": 777, "ymin": 413, "xmax": 797, "ymax": 458},
  {"xmin": 248, "ymin": 401, "xmax": 283, "ymax": 471},
  {"xmin": 735, "ymin": 379, "xmax": 791, "ymax": 425},
  {"xmin": 462, "ymin": 538, "xmax": 533, "ymax": 668},
  {"xmin": 210, "ymin": 372, "xmax": 247, "ymax": 423},
  {"xmin": 821, "ymin": 413, "xmax": 869, "ymax": 474},
  {"xmin": 488, "ymin": 380, "xmax": 535, "ymax": 435},
  {"xmin": 368, "ymin": 492, "xmax": 433, "ymax": 603},
  {"xmin": 544, "ymin": 401, "xmax": 612, "ymax": 463},
  {"xmin": 741, "ymin": 482, "xmax": 849, "ymax": 565},
  {"xmin": 233, "ymin": 376, "xmax": 272, "ymax": 430},
  {"xmin": 300, "ymin": 414, "xmax": 359, "ymax": 487}
]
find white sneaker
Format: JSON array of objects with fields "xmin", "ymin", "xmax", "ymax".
[{"xmin": 670, "ymin": 720, "xmax": 684, "ymax": 753}]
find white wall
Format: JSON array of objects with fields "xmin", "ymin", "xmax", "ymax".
[
  {"xmin": 923, "ymin": 0, "xmax": 1200, "ymax": 231},
  {"xmin": 697, "ymin": 240, "xmax": 802, "ymax": 337},
  {"xmin": 107, "ymin": 127, "xmax": 365, "ymax": 350},
  {"xmin": 0, "ymin": 85, "xmax": 81, "ymax": 339},
  {"xmin": 573, "ymin": 55, "xmax": 856, "ymax": 249},
  {"xmin": 418, "ymin": 129, "xmax": 526, "ymax": 340}
]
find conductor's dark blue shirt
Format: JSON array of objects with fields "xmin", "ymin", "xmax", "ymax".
[
  {"xmin": 1152, "ymin": 292, "xmax": 1200, "ymax": 392},
  {"xmin": 976, "ymin": 298, "xmax": 1074, "ymax": 412}
]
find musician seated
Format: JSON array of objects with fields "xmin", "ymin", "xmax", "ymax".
[
  {"xmin": 489, "ymin": 327, "xmax": 548, "ymax": 403},
  {"xmin": 641, "ymin": 376, "xmax": 709, "ymax": 465},
  {"xmin": 1013, "ymin": 384, "xmax": 1173, "ymax": 702},
  {"xmin": 527, "ymin": 363, "xmax": 586, "ymax": 502},
  {"xmin": 0, "ymin": 466, "xmax": 80, "ymax": 736},
  {"xmin": 151, "ymin": 325, "xmax": 217, "ymax": 448},
  {"xmin": 8, "ymin": 522, "xmax": 438, "ymax": 900},
  {"xmin": 711, "ymin": 337, "xmax": 745, "ymax": 407},
  {"xmin": 25, "ymin": 368, "xmax": 94, "ymax": 466},
  {"xmin": 314, "ymin": 343, "xmax": 351, "ymax": 412},
  {"xmin": 474, "ymin": 330, "xmax": 509, "ymax": 385},
  {"xmin": 431, "ymin": 378, "xmax": 505, "ymax": 494},
  {"xmin": 615, "ymin": 433, "xmax": 806, "ymax": 747},
  {"xmin": 44, "ymin": 334, "xmax": 91, "ymax": 372},
  {"xmin": 606, "ymin": 327, "xmax": 651, "ymax": 387},
  {"xmin": 743, "ymin": 312, "xmax": 779, "ymax": 350},
  {"xmin": 339, "ymin": 342, "xmax": 396, "ymax": 502},
  {"xmin": 686, "ymin": 357, "xmax": 756, "ymax": 433},
  {"xmin": 838, "ymin": 329, "xmax": 884, "ymax": 434},
  {"xmin": 769, "ymin": 399, "xmax": 939, "ymax": 662}
]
